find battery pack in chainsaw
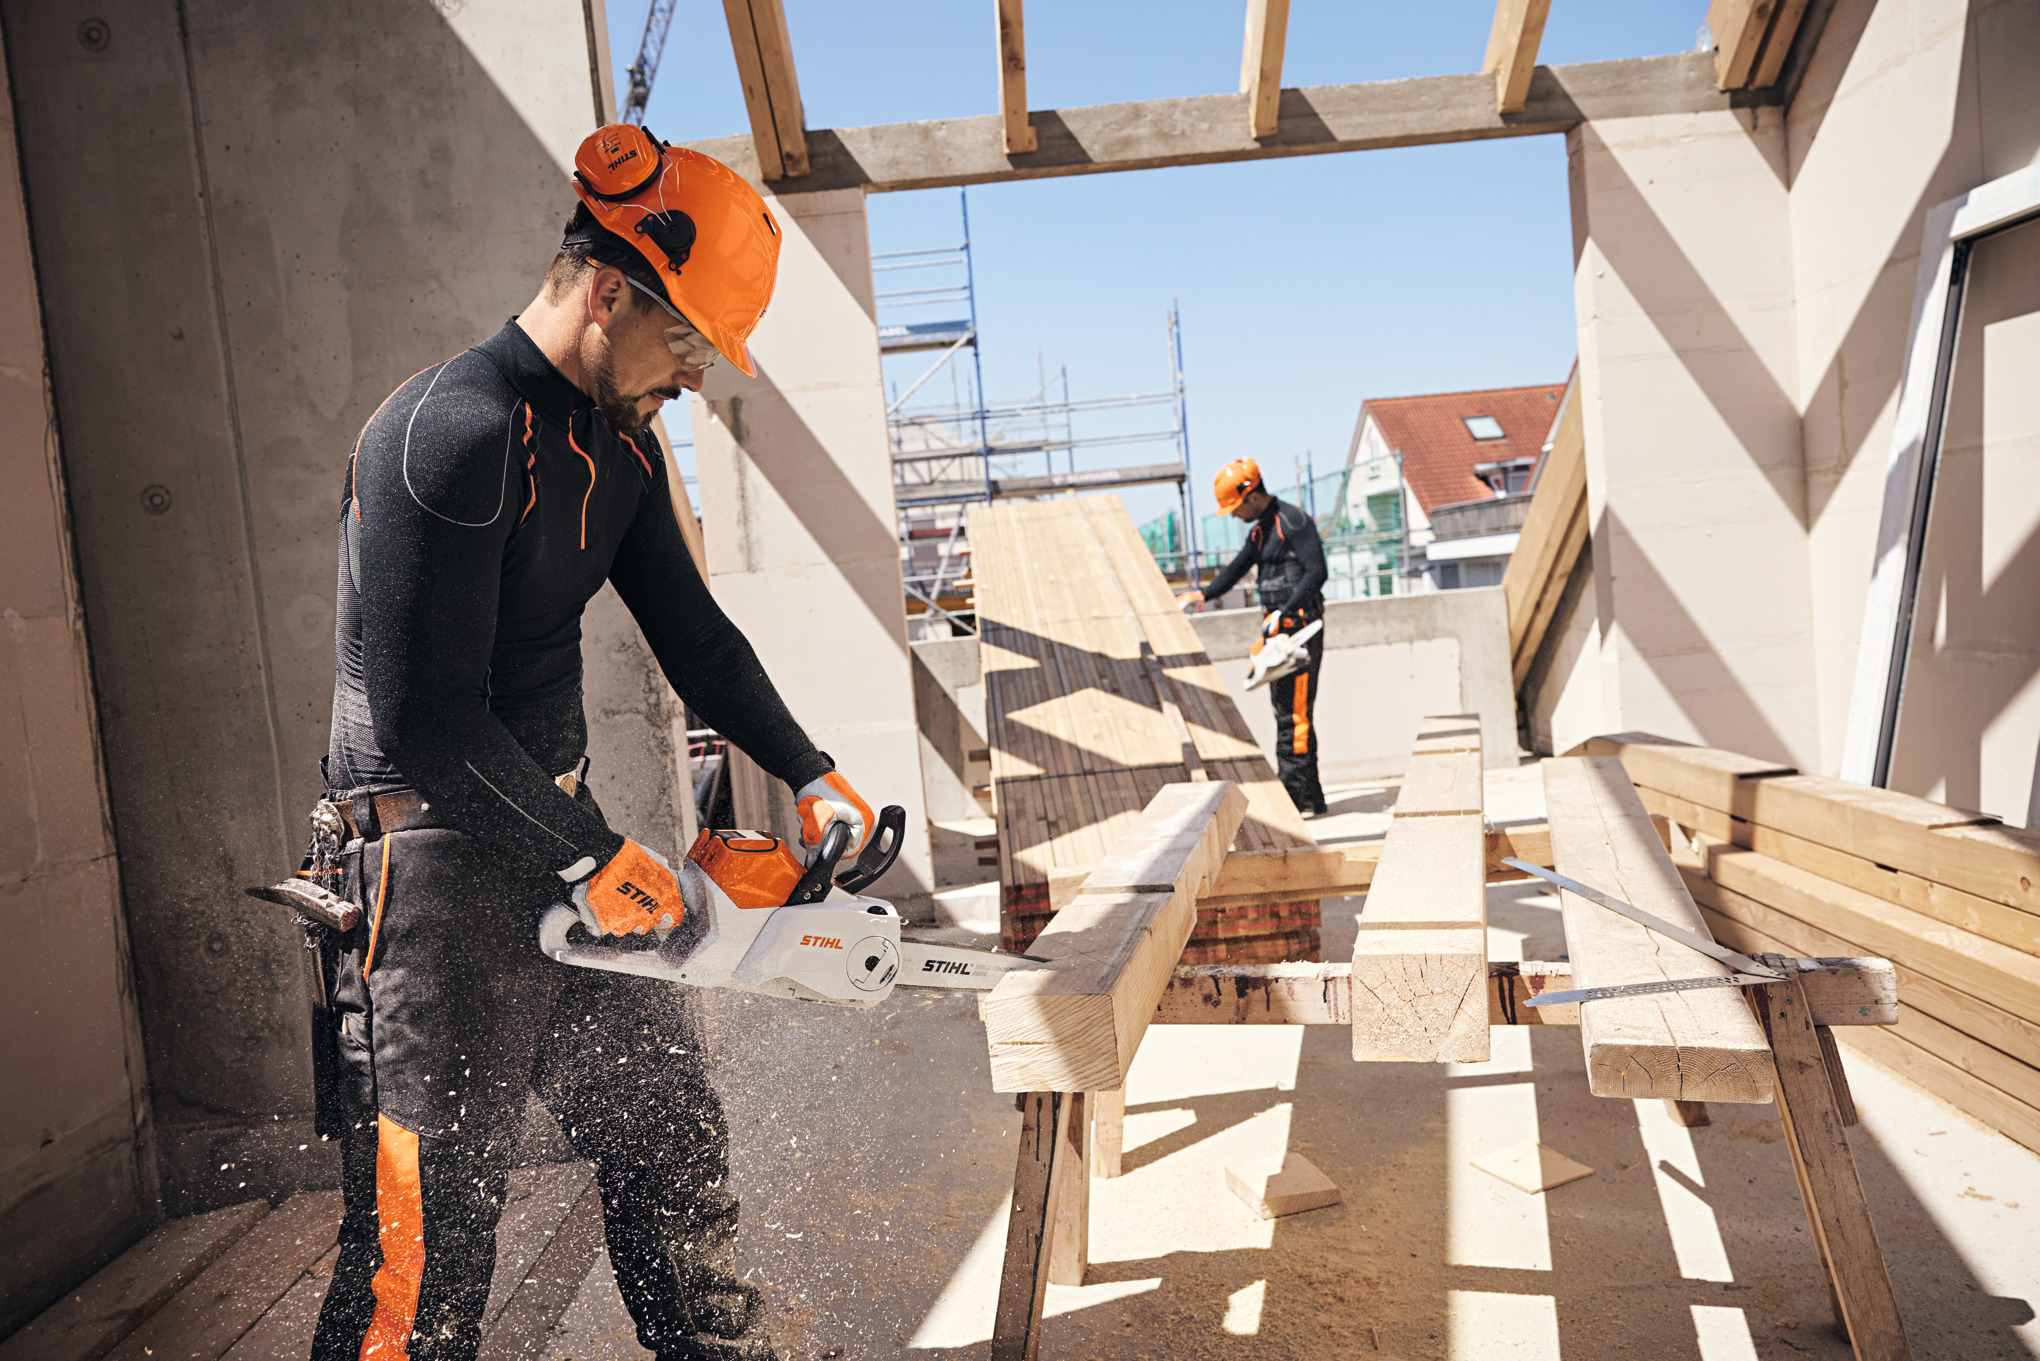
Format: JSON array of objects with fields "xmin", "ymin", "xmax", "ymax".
[{"xmin": 686, "ymin": 827, "xmax": 804, "ymax": 908}]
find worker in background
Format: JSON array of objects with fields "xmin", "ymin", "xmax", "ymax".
[
  {"xmin": 1178, "ymin": 458, "xmax": 1330, "ymax": 816},
  {"xmin": 310, "ymin": 126, "xmax": 870, "ymax": 1361}
]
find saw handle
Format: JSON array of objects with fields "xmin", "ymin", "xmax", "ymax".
[
  {"xmin": 835, "ymin": 805, "xmax": 906, "ymax": 894},
  {"xmin": 785, "ymin": 818, "xmax": 852, "ymax": 905}
]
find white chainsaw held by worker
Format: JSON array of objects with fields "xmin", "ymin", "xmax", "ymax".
[
  {"xmin": 536, "ymin": 804, "xmax": 1046, "ymax": 1008},
  {"xmin": 1243, "ymin": 611, "xmax": 1323, "ymax": 691}
]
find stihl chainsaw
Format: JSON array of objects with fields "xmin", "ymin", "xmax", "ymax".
[
  {"xmin": 538, "ymin": 806, "xmax": 1046, "ymax": 1008},
  {"xmin": 1244, "ymin": 616, "xmax": 1323, "ymax": 691}
]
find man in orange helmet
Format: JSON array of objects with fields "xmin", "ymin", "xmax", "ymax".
[
  {"xmin": 1177, "ymin": 457, "xmax": 1330, "ymax": 815},
  {"xmin": 308, "ymin": 127, "xmax": 860, "ymax": 1361}
]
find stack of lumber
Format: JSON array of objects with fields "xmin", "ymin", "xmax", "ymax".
[
  {"xmin": 971, "ymin": 494, "xmax": 1320, "ymax": 962},
  {"xmin": 1584, "ymin": 733, "xmax": 2040, "ymax": 1153}
]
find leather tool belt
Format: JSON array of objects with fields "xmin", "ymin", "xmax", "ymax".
[{"xmin": 335, "ymin": 765, "xmax": 584, "ymax": 841}]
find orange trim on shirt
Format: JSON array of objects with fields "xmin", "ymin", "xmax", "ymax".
[
  {"xmin": 621, "ymin": 432, "xmax": 656, "ymax": 479},
  {"xmin": 362, "ymin": 834, "xmax": 393, "ymax": 981},
  {"xmin": 1291, "ymin": 672, "xmax": 1311, "ymax": 755},
  {"xmin": 358, "ymin": 1114, "xmax": 424, "ymax": 1361},
  {"xmin": 567, "ymin": 417, "xmax": 596, "ymax": 550}
]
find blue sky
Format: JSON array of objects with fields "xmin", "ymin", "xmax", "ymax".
[{"xmin": 617, "ymin": 2, "xmax": 1704, "ymax": 525}]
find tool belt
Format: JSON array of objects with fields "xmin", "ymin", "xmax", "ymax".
[{"xmin": 333, "ymin": 765, "xmax": 584, "ymax": 841}]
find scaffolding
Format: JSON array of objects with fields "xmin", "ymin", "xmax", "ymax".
[{"xmin": 878, "ymin": 192, "xmax": 1198, "ymax": 634}]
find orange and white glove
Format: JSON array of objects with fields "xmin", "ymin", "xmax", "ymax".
[
  {"xmin": 571, "ymin": 839, "xmax": 684, "ymax": 936},
  {"xmin": 1175, "ymin": 590, "xmax": 1204, "ymax": 614},
  {"xmin": 795, "ymin": 771, "xmax": 873, "ymax": 864}
]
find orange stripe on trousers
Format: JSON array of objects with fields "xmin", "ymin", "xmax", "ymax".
[
  {"xmin": 359, "ymin": 1114, "xmax": 424, "ymax": 1360},
  {"xmin": 1291, "ymin": 672, "xmax": 1311, "ymax": 755}
]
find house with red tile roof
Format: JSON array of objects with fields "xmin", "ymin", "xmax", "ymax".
[{"xmin": 1342, "ymin": 374, "xmax": 1572, "ymax": 591}]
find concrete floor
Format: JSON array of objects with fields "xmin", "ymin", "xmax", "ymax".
[{"xmin": 542, "ymin": 767, "xmax": 2040, "ymax": 1361}]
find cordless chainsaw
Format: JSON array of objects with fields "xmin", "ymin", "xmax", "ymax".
[
  {"xmin": 1244, "ymin": 616, "xmax": 1323, "ymax": 691},
  {"xmin": 538, "ymin": 806, "xmax": 1046, "ymax": 1008}
]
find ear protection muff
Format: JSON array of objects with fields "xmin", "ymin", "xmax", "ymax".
[{"xmin": 573, "ymin": 125, "xmax": 697, "ymax": 272}]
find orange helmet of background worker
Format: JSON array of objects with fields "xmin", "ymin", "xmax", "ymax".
[
  {"xmin": 571, "ymin": 124, "xmax": 781, "ymax": 376},
  {"xmin": 1213, "ymin": 457, "xmax": 1264, "ymax": 515}
]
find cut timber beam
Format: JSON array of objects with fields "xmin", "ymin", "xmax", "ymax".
[
  {"xmin": 1151, "ymin": 958, "xmax": 1895, "ymax": 1028},
  {"xmin": 1352, "ymin": 720, "xmax": 1488, "ymax": 1063},
  {"xmin": 1239, "ymin": 0, "xmax": 1291, "ymax": 138},
  {"xmin": 1706, "ymin": 0, "xmax": 1813, "ymax": 91},
  {"xmin": 1543, "ymin": 756, "xmax": 1774, "ymax": 1102},
  {"xmin": 1502, "ymin": 373, "xmax": 1584, "ymax": 686},
  {"xmin": 994, "ymin": 0, "xmax": 1037, "ymax": 154},
  {"xmin": 723, "ymin": 0, "xmax": 808, "ymax": 178},
  {"xmin": 1482, "ymin": 0, "xmax": 1553, "ymax": 114},
  {"xmin": 984, "ymin": 782, "xmax": 1247, "ymax": 1092},
  {"xmin": 686, "ymin": 52, "xmax": 1754, "ymax": 194},
  {"xmin": 991, "ymin": 1091, "xmax": 1076, "ymax": 1361}
]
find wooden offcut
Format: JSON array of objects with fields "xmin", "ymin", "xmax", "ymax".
[
  {"xmin": 1481, "ymin": 0, "xmax": 1553, "ymax": 114},
  {"xmin": 1542, "ymin": 756, "xmax": 1774, "ymax": 1103},
  {"xmin": 1470, "ymin": 1141, "xmax": 1594, "ymax": 1194},
  {"xmin": 722, "ymin": 0, "xmax": 808, "ymax": 178},
  {"xmin": 975, "ymin": 495, "xmax": 1319, "ymax": 963},
  {"xmin": 1225, "ymin": 1153, "xmax": 1341, "ymax": 1219},
  {"xmin": 1352, "ymin": 720, "xmax": 1489, "ymax": 1063},
  {"xmin": 983, "ymin": 781, "xmax": 1247, "ymax": 1093}
]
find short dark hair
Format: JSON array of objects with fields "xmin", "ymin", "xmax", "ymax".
[{"xmin": 546, "ymin": 203, "xmax": 667, "ymax": 305}]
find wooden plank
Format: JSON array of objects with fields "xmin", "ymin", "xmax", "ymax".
[
  {"xmin": 1750, "ymin": 0, "xmax": 1813, "ymax": 87},
  {"xmin": 1754, "ymin": 975, "xmax": 1915, "ymax": 1361},
  {"xmin": 722, "ymin": 0, "xmax": 808, "ymax": 179},
  {"xmin": 1239, "ymin": 0, "xmax": 1291, "ymax": 138},
  {"xmin": 1503, "ymin": 378, "xmax": 1585, "ymax": 684},
  {"xmin": 1706, "ymin": 0, "xmax": 1777, "ymax": 89},
  {"xmin": 1686, "ymin": 836, "xmax": 2040, "ymax": 1023},
  {"xmin": 1047, "ymin": 1093, "xmax": 1089, "ymax": 1287},
  {"xmin": 1482, "ymin": 0, "xmax": 1553, "ymax": 114},
  {"xmin": 1542, "ymin": 756, "xmax": 1774, "ymax": 1103},
  {"xmin": 1578, "ymin": 732, "xmax": 1796, "ymax": 809},
  {"xmin": 1392, "ymin": 746, "xmax": 1483, "ymax": 816},
  {"xmin": 995, "ymin": 0, "xmax": 1038, "ymax": 154},
  {"xmin": 102, "ymin": 1194, "xmax": 341, "ymax": 1361},
  {"xmin": 991, "ymin": 1092, "xmax": 1074, "ymax": 1361},
  {"xmin": 475, "ymin": 1180, "xmax": 607, "ymax": 1361},
  {"xmin": 480, "ymin": 1162, "xmax": 597, "ymax": 1329},
  {"xmin": 218, "ymin": 1250, "xmax": 338, "ymax": 1361},
  {"xmin": 984, "ymin": 782, "xmax": 1247, "ymax": 1092},
  {"xmin": 1, "ymin": 1202, "xmax": 269, "ymax": 1361},
  {"xmin": 1641, "ymin": 783, "xmax": 2040, "ymax": 956},
  {"xmin": 1194, "ymin": 819, "xmax": 1567, "ymax": 909},
  {"xmin": 1351, "ymin": 814, "xmax": 1490, "ymax": 1063},
  {"xmin": 1092, "ymin": 1088, "xmax": 1125, "ymax": 1179}
]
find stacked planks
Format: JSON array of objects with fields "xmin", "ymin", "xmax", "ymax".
[
  {"xmin": 972, "ymin": 494, "xmax": 1320, "ymax": 962},
  {"xmin": 1585, "ymin": 733, "xmax": 2040, "ymax": 1153}
]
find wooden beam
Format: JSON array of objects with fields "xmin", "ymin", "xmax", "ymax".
[
  {"xmin": 1152, "ymin": 957, "xmax": 1894, "ymax": 1028},
  {"xmin": 1481, "ymin": 0, "xmax": 1554, "ymax": 115},
  {"xmin": 723, "ymin": 0, "xmax": 808, "ymax": 179},
  {"xmin": 1352, "ymin": 722, "xmax": 1488, "ymax": 1063},
  {"xmin": 1239, "ymin": 0, "xmax": 1291, "ymax": 138},
  {"xmin": 1543, "ymin": 756, "xmax": 1774, "ymax": 1103},
  {"xmin": 1502, "ymin": 374, "xmax": 1585, "ymax": 685},
  {"xmin": 991, "ymin": 1091, "xmax": 1075, "ymax": 1361},
  {"xmin": 983, "ymin": 782, "xmax": 1247, "ymax": 1092},
  {"xmin": 1047, "ymin": 1093, "xmax": 1089, "ymax": 1285},
  {"xmin": 995, "ymin": 0, "xmax": 1037, "ymax": 154},
  {"xmin": 1092, "ymin": 1087, "xmax": 1125, "ymax": 1178},
  {"xmin": 1707, "ymin": 0, "xmax": 1813, "ymax": 91},
  {"xmin": 685, "ymin": 52, "xmax": 1750, "ymax": 193},
  {"xmin": 1749, "ymin": 0, "xmax": 1813, "ymax": 88},
  {"xmin": 1754, "ymin": 977, "xmax": 1916, "ymax": 1360}
]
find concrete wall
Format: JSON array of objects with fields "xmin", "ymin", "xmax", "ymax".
[
  {"xmin": 1522, "ymin": 545, "xmax": 1605, "ymax": 758},
  {"xmin": 0, "ymin": 0, "xmax": 657, "ymax": 1218},
  {"xmin": 690, "ymin": 190, "xmax": 933, "ymax": 912},
  {"xmin": 1192, "ymin": 590, "xmax": 1515, "ymax": 778},
  {"xmin": 909, "ymin": 636, "xmax": 987, "ymax": 825},
  {"xmin": 0, "ymin": 28, "xmax": 156, "ymax": 1334}
]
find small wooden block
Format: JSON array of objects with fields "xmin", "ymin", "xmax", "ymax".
[
  {"xmin": 1470, "ymin": 1141, "xmax": 1595, "ymax": 1194},
  {"xmin": 1224, "ymin": 1153, "xmax": 1342, "ymax": 1219}
]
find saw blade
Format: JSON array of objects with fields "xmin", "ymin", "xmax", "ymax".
[{"xmin": 897, "ymin": 938, "xmax": 1048, "ymax": 991}]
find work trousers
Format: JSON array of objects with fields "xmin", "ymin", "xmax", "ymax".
[
  {"xmin": 308, "ymin": 821, "xmax": 761, "ymax": 1361},
  {"xmin": 1269, "ymin": 626, "xmax": 1326, "ymax": 814}
]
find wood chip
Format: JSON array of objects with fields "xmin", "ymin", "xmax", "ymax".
[
  {"xmin": 1469, "ymin": 1141, "xmax": 1594, "ymax": 1194},
  {"xmin": 1225, "ymin": 1153, "xmax": 1343, "ymax": 1218}
]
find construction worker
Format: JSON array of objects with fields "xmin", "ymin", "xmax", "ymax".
[
  {"xmin": 1178, "ymin": 458, "xmax": 1329, "ymax": 815},
  {"xmin": 309, "ymin": 126, "xmax": 869, "ymax": 1361}
]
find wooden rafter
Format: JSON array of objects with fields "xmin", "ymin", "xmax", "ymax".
[
  {"xmin": 1706, "ymin": 0, "xmax": 1812, "ymax": 91},
  {"xmin": 722, "ymin": 0, "xmax": 808, "ymax": 178},
  {"xmin": 1239, "ymin": 0, "xmax": 1291, "ymax": 138},
  {"xmin": 994, "ymin": 0, "xmax": 1037, "ymax": 154},
  {"xmin": 1482, "ymin": 0, "xmax": 1553, "ymax": 115}
]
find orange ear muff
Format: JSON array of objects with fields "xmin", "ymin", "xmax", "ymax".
[{"xmin": 575, "ymin": 124, "xmax": 663, "ymax": 200}]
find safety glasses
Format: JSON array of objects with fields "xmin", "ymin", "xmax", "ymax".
[{"xmin": 621, "ymin": 274, "xmax": 721, "ymax": 370}]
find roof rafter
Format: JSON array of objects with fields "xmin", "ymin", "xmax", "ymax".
[
  {"xmin": 1482, "ymin": 0, "xmax": 1554, "ymax": 115},
  {"xmin": 1707, "ymin": 0, "xmax": 1813, "ymax": 90},
  {"xmin": 995, "ymin": 0, "xmax": 1037, "ymax": 154},
  {"xmin": 722, "ymin": 0, "xmax": 807, "ymax": 178},
  {"xmin": 1239, "ymin": 0, "xmax": 1292, "ymax": 139}
]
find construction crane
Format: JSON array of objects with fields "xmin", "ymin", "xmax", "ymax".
[{"xmin": 621, "ymin": 0, "xmax": 678, "ymax": 126}]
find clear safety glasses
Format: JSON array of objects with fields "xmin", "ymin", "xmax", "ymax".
[{"xmin": 622, "ymin": 274, "xmax": 721, "ymax": 369}]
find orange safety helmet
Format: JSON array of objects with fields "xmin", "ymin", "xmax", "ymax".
[
  {"xmin": 1213, "ymin": 457, "xmax": 1264, "ymax": 514},
  {"xmin": 570, "ymin": 124, "xmax": 781, "ymax": 377}
]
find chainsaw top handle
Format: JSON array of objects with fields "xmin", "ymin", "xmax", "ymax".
[{"xmin": 835, "ymin": 805, "xmax": 906, "ymax": 894}]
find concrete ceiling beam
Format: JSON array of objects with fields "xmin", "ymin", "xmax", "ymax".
[{"xmin": 687, "ymin": 51, "xmax": 1762, "ymax": 196}]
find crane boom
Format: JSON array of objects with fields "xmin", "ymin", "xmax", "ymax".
[{"xmin": 622, "ymin": 0, "xmax": 679, "ymax": 125}]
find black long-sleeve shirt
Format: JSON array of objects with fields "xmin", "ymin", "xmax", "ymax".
[
  {"xmin": 1201, "ymin": 497, "xmax": 1327, "ymax": 617},
  {"xmin": 326, "ymin": 320, "xmax": 830, "ymax": 875}
]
